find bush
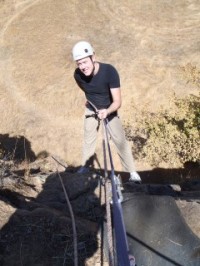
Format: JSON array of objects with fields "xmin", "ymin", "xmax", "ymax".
[{"xmin": 125, "ymin": 94, "xmax": 200, "ymax": 167}]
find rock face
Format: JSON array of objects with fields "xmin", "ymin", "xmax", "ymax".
[
  {"xmin": 0, "ymin": 0, "xmax": 199, "ymax": 167},
  {"xmin": 0, "ymin": 157, "xmax": 199, "ymax": 266},
  {"xmin": 122, "ymin": 194, "xmax": 200, "ymax": 266}
]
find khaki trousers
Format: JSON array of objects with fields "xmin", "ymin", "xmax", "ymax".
[{"xmin": 81, "ymin": 108, "xmax": 135, "ymax": 173}]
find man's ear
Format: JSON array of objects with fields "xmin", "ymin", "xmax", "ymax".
[{"xmin": 91, "ymin": 54, "xmax": 96, "ymax": 63}]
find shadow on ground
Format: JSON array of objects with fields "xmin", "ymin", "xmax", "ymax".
[
  {"xmin": 0, "ymin": 169, "xmax": 105, "ymax": 266},
  {"xmin": 0, "ymin": 134, "xmax": 105, "ymax": 266}
]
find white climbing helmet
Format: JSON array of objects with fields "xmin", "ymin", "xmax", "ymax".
[{"xmin": 72, "ymin": 41, "xmax": 94, "ymax": 61}]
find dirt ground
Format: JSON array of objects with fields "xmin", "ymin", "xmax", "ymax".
[{"xmin": 0, "ymin": 0, "xmax": 200, "ymax": 265}]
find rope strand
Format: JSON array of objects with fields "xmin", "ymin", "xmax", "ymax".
[{"xmin": 102, "ymin": 120, "xmax": 115, "ymax": 266}]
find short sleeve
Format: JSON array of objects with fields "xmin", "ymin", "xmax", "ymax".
[{"xmin": 108, "ymin": 65, "xmax": 120, "ymax": 88}]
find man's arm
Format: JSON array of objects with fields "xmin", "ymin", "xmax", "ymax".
[{"xmin": 98, "ymin": 88, "xmax": 121, "ymax": 119}]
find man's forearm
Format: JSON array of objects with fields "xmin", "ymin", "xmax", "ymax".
[{"xmin": 107, "ymin": 101, "xmax": 121, "ymax": 115}]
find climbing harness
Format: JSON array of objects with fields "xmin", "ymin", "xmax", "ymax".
[
  {"xmin": 87, "ymin": 100, "xmax": 136, "ymax": 266},
  {"xmin": 85, "ymin": 112, "xmax": 101, "ymax": 130}
]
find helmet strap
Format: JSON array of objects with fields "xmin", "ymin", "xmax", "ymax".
[{"xmin": 90, "ymin": 56, "xmax": 96, "ymax": 76}]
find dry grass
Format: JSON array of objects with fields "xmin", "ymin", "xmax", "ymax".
[{"xmin": 0, "ymin": 0, "xmax": 200, "ymax": 168}]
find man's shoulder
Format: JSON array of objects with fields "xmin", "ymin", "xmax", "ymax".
[
  {"xmin": 74, "ymin": 68, "xmax": 80, "ymax": 75},
  {"xmin": 74, "ymin": 68, "xmax": 82, "ymax": 80},
  {"xmin": 100, "ymin": 63, "xmax": 118, "ymax": 75},
  {"xmin": 100, "ymin": 62, "xmax": 115, "ymax": 69}
]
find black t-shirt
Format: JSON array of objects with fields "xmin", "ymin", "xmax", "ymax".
[{"xmin": 74, "ymin": 62, "xmax": 120, "ymax": 110}]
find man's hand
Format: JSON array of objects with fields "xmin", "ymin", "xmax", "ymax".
[
  {"xmin": 97, "ymin": 88, "xmax": 121, "ymax": 119},
  {"xmin": 97, "ymin": 109, "xmax": 109, "ymax": 119}
]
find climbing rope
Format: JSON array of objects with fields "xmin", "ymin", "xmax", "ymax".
[
  {"xmin": 87, "ymin": 100, "xmax": 135, "ymax": 266},
  {"xmin": 102, "ymin": 119, "xmax": 115, "ymax": 266},
  {"xmin": 102, "ymin": 118, "xmax": 131, "ymax": 266}
]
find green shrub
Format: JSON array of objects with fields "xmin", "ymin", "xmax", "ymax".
[{"xmin": 125, "ymin": 94, "xmax": 200, "ymax": 167}]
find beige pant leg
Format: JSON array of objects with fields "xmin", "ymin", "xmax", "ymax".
[
  {"xmin": 81, "ymin": 108, "xmax": 99, "ymax": 167},
  {"xmin": 106, "ymin": 116, "xmax": 135, "ymax": 173}
]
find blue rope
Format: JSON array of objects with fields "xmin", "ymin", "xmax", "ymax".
[
  {"xmin": 86, "ymin": 100, "xmax": 135, "ymax": 266},
  {"xmin": 103, "ymin": 119, "xmax": 131, "ymax": 266}
]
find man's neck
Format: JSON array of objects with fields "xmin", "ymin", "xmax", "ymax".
[{"xmin": 93, "ymin": 62, "xmax": 99, "ymax": 75}]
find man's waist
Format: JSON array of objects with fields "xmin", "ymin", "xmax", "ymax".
[
  {"xmin": 86, "ymin": 101, "xmax": 116, "ymax": 111},
  {"xmin": 85, "ymin": 106, "xmax": 117, "ymax": 119}
]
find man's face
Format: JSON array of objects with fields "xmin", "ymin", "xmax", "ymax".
[{"xmin": 76, "ymin": 56, "xmax": 94, "ymax": 76}]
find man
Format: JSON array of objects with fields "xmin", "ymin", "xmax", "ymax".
[{"xmin": 72, "ymin": 41, "xmax": 141, "ymax": 183}]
